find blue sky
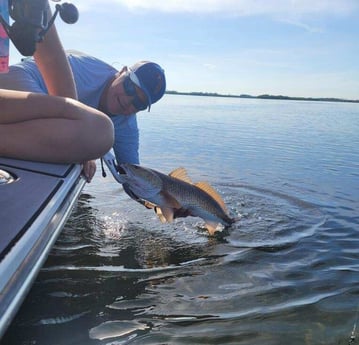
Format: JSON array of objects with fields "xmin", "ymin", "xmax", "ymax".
[{"xmin": 9, "ymin": 0, "xmax": 359, "ymax": 99}]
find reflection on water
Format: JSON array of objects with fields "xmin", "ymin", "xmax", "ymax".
[
  {"xmin": 2, "ymin": 97, "xmax": 359, "ymax": 345},
  {"xmin": 4, "ymin": 182, "xmax": 352, "ymax": 345}
]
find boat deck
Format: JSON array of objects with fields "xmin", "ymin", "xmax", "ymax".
[{"xmin": 0, "ymin": 157, "xmax": 85, "ymax": 338}]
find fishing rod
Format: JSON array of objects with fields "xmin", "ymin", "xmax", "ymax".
[{"xmin": 0, "ymin": 0, "xmax": 79, "ymax": 56}]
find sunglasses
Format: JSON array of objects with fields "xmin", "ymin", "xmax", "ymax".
[{"xmin": 123, "ymin": 74, "xmax": 148, "ymax": 111}]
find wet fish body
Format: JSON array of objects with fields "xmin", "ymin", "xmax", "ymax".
[{"xmin": 119, "ymin": 164, "xmax": 235, "ymax": 235}]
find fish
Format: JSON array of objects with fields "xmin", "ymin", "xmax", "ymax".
[{"xmin": 118, "ymin": 163, "xmax": 235, "ymax": 235}]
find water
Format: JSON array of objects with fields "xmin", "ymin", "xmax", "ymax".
[{"xmin": 2, "ymin": 95, "xmax": 359, "ymax": 345}]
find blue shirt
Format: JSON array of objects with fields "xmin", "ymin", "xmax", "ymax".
[{"xmin": 0, "ymin": 51, "xmax": 139, "ymax": 164}]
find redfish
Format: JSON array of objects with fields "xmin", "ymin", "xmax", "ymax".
[{"xmin": 119, "ymin": 163, "xmax": 235, "ymax": 235}]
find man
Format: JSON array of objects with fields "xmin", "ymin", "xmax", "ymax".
[{"xmin": 0, "ymin": 50, "xmax": 166, "ymax": 181}]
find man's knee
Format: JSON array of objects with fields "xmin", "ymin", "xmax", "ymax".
[
  {"xmin": 84, "ymin": 113, "xmax": 114, "ymax": 159},
  {"xmin": 97, "ymin": 115, "xmax": 114, "ymax": 154}
]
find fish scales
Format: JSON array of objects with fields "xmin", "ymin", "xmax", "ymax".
[
  {"xmin": 151, "ymin": 171, "xmax": 231, "ymax": 224},
  {"xmin": 119, "ymin": 163, "xmax": 235, "ymax": 234}
]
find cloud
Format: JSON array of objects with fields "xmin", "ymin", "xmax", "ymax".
[
  {"xmin": 94, "ymin": 0, "xmax": 359, "ymax": 17},
  {"xmin": 203, "ymin": 63, "xmax": 217, "ymax": 70},
  {"xmin": 74, "ymin": 0, "xmax": 359, "ymax": 34},
  {"xmin": 280, "ymin": 18, "xmax": 324, "ymax": 33}
]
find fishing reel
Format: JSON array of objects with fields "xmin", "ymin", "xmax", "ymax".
[{"xmin": 0, "ymin": 0, "xmax": 79, "ymax": 56}]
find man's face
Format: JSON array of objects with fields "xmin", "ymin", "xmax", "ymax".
[{"xmin": 104, "ymin": 70, "xmax": 148, "ymax": 115}]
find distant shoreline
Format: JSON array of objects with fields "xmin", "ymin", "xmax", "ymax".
[{"xmin": 166, "ymin": 90, "xmax": 359, "ymax": 104}]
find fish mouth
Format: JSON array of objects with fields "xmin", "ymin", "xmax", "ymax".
[{"xmin": 116, "ymin": 164, "xmax": 126, "ymax": 175}]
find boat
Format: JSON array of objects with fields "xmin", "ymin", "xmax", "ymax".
[{"xmin": 0, "ymin": 157, "xmax": 85, "ymax": 338}]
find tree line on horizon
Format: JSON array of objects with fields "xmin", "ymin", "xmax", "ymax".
[{"xmin": 165, "ymin": 90, "xmax": 359, "ymax": 103}]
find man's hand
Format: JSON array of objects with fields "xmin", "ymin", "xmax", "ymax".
[{"xmin": 82, "ymin": 160, "xmax": 96, "ymax": 182}]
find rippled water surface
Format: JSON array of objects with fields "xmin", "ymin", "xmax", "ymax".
[{"xmin": 2, "ymin": 96, "xmax": 359, "ymax": 345}]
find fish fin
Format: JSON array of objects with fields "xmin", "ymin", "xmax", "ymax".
[
  {"xmin": 160, "ymin": 207, "xmax": 175, "ymax": 223},
  {"xmin": 144, "ymin": 201, "xmax": 156, "ymax": 209},
  {"xmin": 169, "ymin": 167, "xmax": 193, "ymax": 184},
  {"xmin": 205, "ymin": 222, "xmax": 220, "ymax": 236},
  {"xmin": 154, "ymin": 207, "xmax": 167, "ymax": 223},
  {"xmin": 159, "ymin": 191, "xmax": 182, "ymax": 208},
  {"xmin": 195, "ymin": 182, "xmax": 228, "ymax": 213}
]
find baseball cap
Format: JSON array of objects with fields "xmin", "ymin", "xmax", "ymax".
[{"xmin": 128, "ymin": 61, "xmax": 166, "ymax": 111}]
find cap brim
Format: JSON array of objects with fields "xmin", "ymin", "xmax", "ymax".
[{"xmin": 128, "ymin": 69, "xmax": 152, "ymax": 111}]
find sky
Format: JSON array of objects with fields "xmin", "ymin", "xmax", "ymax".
[{"xmin": 9, "ymin": 0, "xmax": 359, "ymax": 99}]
